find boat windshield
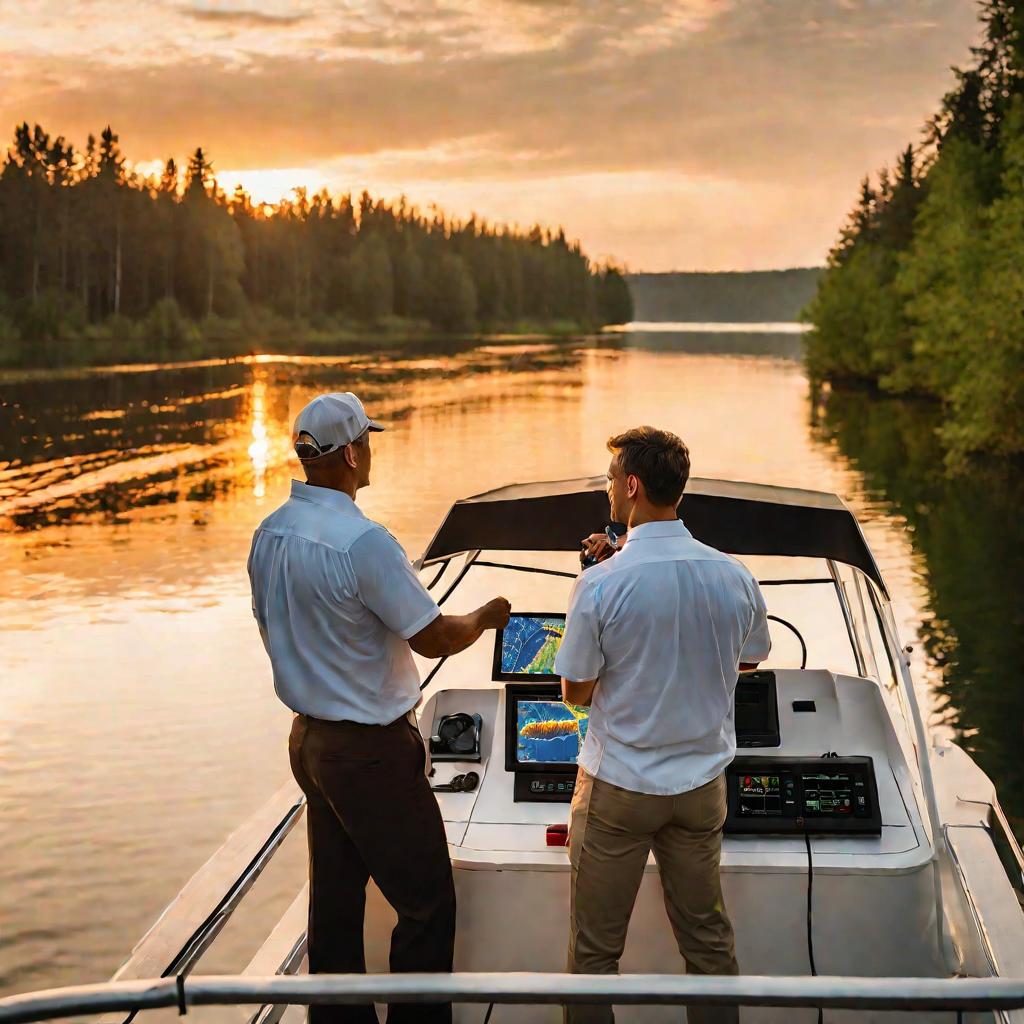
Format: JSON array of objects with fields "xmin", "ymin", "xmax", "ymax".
[{"xmin": 418, "ymin": 552, "xmax": 893, "ymax": 679}]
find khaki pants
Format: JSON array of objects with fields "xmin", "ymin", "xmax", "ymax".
[{"xmin": 566, "ymin": 770, "xmax": 739, "ymax": 1024}]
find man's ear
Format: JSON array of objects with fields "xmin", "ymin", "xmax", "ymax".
[
  {"xmin": 343, "ymin": 444, "xmax": 359, "ymax": 470},
  {"xmin": 626, "ymin": 473, "xmax": 640, "ymax": 499}
]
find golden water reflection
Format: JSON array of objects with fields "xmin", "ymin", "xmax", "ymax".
[{"xmin": 247, "ymin": 375, "xmax": 270, "ymax": 499}]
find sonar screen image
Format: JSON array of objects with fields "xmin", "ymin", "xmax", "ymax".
[
  {"xmin": 501, "ymin": 615, "xmax": 566, "ymax": 676},
  {"xmin": 516, "ymin": 700, "xmax": 590, "ymax": 765}
]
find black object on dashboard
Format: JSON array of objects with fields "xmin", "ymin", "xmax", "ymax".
[
  {"xmin": 429, "ymin": 713, "xmax": 482, "ymax": 763},
  {"xmin": 432, "ymin": 771, "xmax": 480, "ymax": 794},
  {"xmin": 735, "ymin": 671, "xmax": 781, "ymax": 748}
]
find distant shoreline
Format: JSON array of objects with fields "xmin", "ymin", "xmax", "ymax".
[
  {"xmin": 0, "ymin": 321, "xmax": 602, "ymax": 380},
  {"xmin": 0, "ymin": 317, "xmax": 601, "ymax": 373},
  {"xmin": 627, "ymin": 268, "xmax": 822, "ymax": 324}
]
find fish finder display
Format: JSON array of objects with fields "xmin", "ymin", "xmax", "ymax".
[
  {"xmin": 801, "ymin": 770, "xmax": 856, "ymax": 816},
  {"xmin": 725, "ymin": 756, "xmax": 881, "ymax": 835},
  {"xmin": 493, "ymin": 613, "xmax": 566, "ymax": 681},
  {"xmin": 515, "ymin": 700, "xmax": 589, "ymax": 765},
  {"xmin": 737, "ymin": 773, "xmax": 786, "ymax": 816}
]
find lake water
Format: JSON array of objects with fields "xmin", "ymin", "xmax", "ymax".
[{"xmin": 1, "ymin": 327, "xmax": 1020, "ymax": 999}]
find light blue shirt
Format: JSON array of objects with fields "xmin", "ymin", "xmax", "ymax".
[
  {"xmin": 554, "ymin": 519, "xmax": 771, "ymax": 796},
  {"xmin": 247, "ymin": 480, "xmax": 441, "ymax": 723}
]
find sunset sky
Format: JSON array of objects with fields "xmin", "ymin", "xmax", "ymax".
[{"xmin": 2, "ymin": 0, "xmax": 979, "ymax": 271}]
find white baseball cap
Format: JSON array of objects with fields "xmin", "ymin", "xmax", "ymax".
[{"xmin": 292, "ymin": 392, "xmax": 384, "ymax": 461}]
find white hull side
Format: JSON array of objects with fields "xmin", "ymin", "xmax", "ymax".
[{"xmin": 361, "ymin": 858, "xmax": 950, "ymax": 1024}]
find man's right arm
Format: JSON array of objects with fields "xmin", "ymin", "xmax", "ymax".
[
  {"xmin": 409, "ymin": 599, "xmax": 510, "ymax": 659},
  {"xmin": 350, "ymin": 527, "xmax": 510, "ymax": 658}
]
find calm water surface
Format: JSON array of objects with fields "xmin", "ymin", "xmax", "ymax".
[{"xmin": 1, "ymin": 330, "xmax": 1020, "ymax": 998}]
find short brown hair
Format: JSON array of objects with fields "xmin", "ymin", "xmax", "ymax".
[{"xmin": 607, "ymin": 426, "xmax": 690, "ymax": 508}]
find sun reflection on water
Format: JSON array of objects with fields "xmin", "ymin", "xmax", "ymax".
[{"xmin": 247, "ymin": 376, "xmax": 270, "ymax": 499}]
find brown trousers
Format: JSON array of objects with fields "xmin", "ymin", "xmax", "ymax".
[
  {"xmin": 289, "ymin": 713, "xmax": 456, "ymax": 1024},
  {"xmin": 566, "ymin": 771, "xmax": 739, "ymax": 1024}
]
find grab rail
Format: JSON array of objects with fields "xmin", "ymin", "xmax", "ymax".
[{"xmin": 3, "ymin": 973, "xmax": 1024, "ymax": 1024}]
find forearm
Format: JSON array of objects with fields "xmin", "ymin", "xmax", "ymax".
[
  {"xmin": 410, "ymin": 598, "xmax": 509, "ymax": 659},
  {"xmin": 437, "ymin": 612, "xmax": 486, "ymax": 657},
  {"xmin": 413, "ymin": 611, "xmax": 484, "ymax": 658}
]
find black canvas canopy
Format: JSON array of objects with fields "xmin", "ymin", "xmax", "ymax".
[{"xmin": 420, "ymin": 476, "xmax": 887, "ymax": 595}]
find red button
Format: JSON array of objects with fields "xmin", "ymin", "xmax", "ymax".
[{"xmin": 546, "ymin": 824, "xmax": 569, "ymax": 847}]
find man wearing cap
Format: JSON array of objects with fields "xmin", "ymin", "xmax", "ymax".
[{"xmin": 248, "ymin": 392, "xmax": 510, "ymax": 1024}]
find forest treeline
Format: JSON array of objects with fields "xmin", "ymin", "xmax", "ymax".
[
  {"xmin": 804, "ymin": 0, "xmax": 1024, "ymax": 463},
  {"xmin": 0, "ymin": 127, "xmax": 633, "ymax": 367}
]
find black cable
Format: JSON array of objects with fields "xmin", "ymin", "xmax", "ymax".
[
  {"xmin": 419, "ymin": 655, "xmax": 449, "ymax": 691},
  {"xmin": 474, "ymin": 559, "xmax": 578, "ymax": 580},
  {"xmin": 483, "ymin": 1002, "xmax": 494, "ymax": 1023},
  {"xmin": 766, "ymin": 614, "xmax": 808, "ymax": 669},
  {"xmin": 804, "ymin": 830, "xmax": 823, "ymax": 1024}
]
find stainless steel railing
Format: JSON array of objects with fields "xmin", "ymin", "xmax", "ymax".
[{"xmin": 3, "ymin": 973, "xmax": 1024, "ymax": 1024}]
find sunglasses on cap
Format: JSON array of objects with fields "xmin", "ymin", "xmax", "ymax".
[{"xmin": 294, "ymin": 430, "xmax": 369, "ymax": 462}]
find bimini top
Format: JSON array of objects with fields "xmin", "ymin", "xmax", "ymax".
[{"xmin": 420, "ymin": 475, "xmax": 887, "ymax": 595}]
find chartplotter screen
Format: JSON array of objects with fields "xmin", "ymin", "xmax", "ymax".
[
  {"xmin": 514, "ymin": 699, "xmax": 590, "ymax": 766},
  {"xmin": 492, "ymin": 613, "xmax": 566, "ymax": 681}
]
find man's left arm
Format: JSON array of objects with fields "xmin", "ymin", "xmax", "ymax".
[
  {"xmin": 556, "ymin": 576, "xmax": 603, "ymax": 707},
  {"xmin": 740, "ymin": 577, "xmax": 772, "ymax": 671}
]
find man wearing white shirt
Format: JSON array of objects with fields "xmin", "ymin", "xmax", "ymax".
[
  {"xmin": 248, "ymin": 392, "xmax": 510, "ymax": 1024},
  {"xmin": 556, "ymin": 426, "xmax": 771, "ymax": 1024}
]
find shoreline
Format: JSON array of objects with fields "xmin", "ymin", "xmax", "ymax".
[{"xmin": 0, "ymin": 322, "xmax": 602, "ymax": 381}]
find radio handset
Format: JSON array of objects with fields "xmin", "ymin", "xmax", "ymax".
[{"xmin": 581, "ymin": 524, "xmax": 625, "ymax": 570}]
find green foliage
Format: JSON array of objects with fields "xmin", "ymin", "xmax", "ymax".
[
  {"xmin": 804, "ymin": 0, "xmax": 1024, "ymax": 463},
  {"xmin": 144, "ymin": 296, "xmax": 194, "ymax": 352},
  {"xmin": 596, "ymin": 267, "xmax": 634, "ymax": 325},
  {"xmin": 426, "ymin": 253, "xmax": 477, "ymax": 333},
  {"xmin": 0, "ymin": 127, "xmax": 621, "ymax": 367},
  {"xmin": 812, "ymin": 387, "xmax": 1024, "ymax": 837}
]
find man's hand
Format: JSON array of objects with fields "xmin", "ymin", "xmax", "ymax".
[
  {"xmin": 479, "ymin": 597, "xmax": 512, "ymax": 630},
  {"xmin": 580, "ymin": 532, "xmax": 618, "ymax": 568}
]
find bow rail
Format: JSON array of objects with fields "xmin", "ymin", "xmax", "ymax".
[{"xmin": 3, "ymin": 973, "xmax": 1024, "ymax": 1024}]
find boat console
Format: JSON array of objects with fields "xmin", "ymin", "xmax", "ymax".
[{"xmin": 422, "ymin": 609, "xmax": 895, "ymax": 847}]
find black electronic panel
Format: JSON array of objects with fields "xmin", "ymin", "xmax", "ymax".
[
  {"xmin": 735, "ymin": 671, "xmax": 780, "ymax": 748},
  {"xmin": 725, "ymin": 756, "xmax": 881, "ymax": 836},
  {"xmin": 504, "ymin": 682, "xmax": 587, "ymax": 802}
]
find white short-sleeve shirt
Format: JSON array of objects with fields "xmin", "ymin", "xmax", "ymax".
[
  {"xmin": 554, "ymin": 518, "xmax": 771, "ymax": 796},
  {"xmin": 247, "ymin": 480, "xmax": 441, "ymax": 723}
]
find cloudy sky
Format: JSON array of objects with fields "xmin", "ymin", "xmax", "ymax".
[{"xmin": 1, "ymin": 0, "xmax": 979, "ymax": 271}]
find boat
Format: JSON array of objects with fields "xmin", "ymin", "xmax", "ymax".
[{"xmin": 4, "ymin": 477, "xmax": 1023, "ymax": 1024}]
